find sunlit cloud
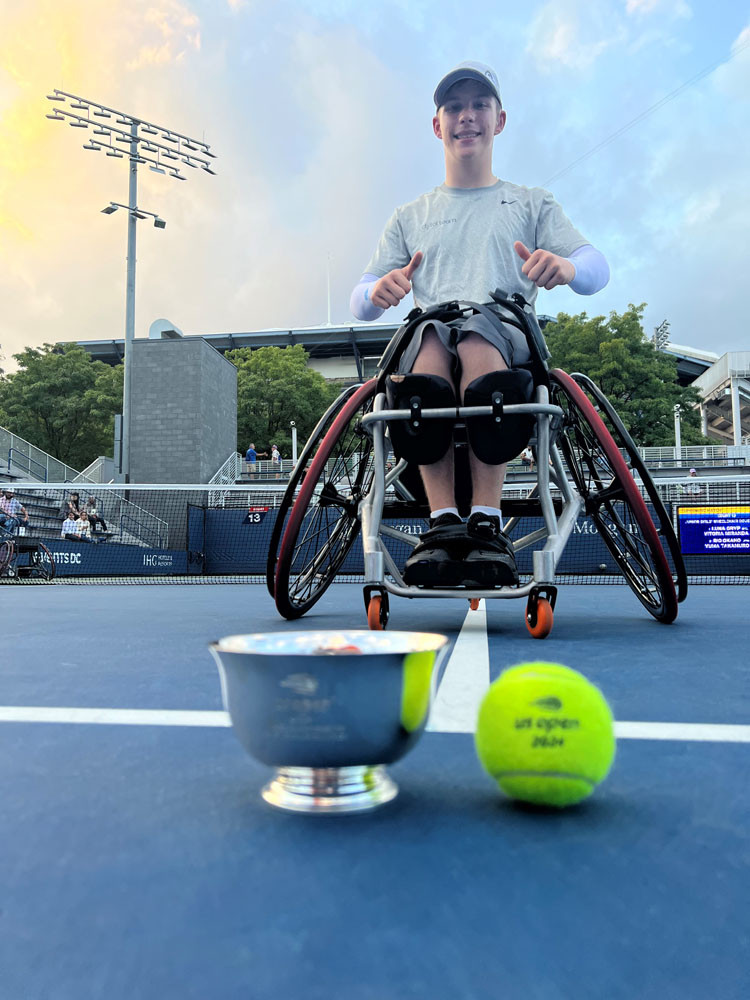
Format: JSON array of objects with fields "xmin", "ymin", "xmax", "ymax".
[{"xmin": 526, "ymin": 2, "xmax": 626, "ymax": 72}]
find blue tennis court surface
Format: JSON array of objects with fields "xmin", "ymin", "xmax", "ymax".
[{"xmin": 2, "ymin": 582, "xmax": 748, "ymax": 999}]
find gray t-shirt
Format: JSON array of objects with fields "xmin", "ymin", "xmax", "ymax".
[{"xmin": 365, "ymin": 179, "xmax": 589, "ymax": 310}]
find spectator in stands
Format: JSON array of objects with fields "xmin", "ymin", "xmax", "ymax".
[
  {"xmin": 60, "ymin": 491, "xmax": 82, "ymax": 521},
  {"xmin": 521, "ymin": 446, "xmax": 534, "ymax": 471},
  {"xmin": 85, "ymin": 496, "xmax": 108, "ymax": 534},
  {"xmin": 61, "ymin": 513, "xmax": 89, "ymax": 542},
  {"xmin": 683, "ymin": 468, "xmax": 702, "ymax": 497},
  {"xmin": 75, "ymin": 510, "xmax": 94, "ymax": 542},
  {"xmin": 270, "ymin": 444, "xmax": 282, "ymax": 478},
  {"xmin": 0, "ymin": 488, "xmax": 29, "ymax": 535},
  {"xmin": 245, "ymin": 443, "xmax": 267, "ymax": 476}
]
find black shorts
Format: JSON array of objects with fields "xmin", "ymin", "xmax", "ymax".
[{"xmin": 396, "ymin": 312, "xmax": 532, "ymax": 375}]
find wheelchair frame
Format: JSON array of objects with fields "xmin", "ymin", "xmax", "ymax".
[
  {"xmin": 0, "ymin": 529, "xmax": 56, "ymax": 582},
  {"xmin": 269, "ymin": 291, "xmax": 684, "ymax": 637}
]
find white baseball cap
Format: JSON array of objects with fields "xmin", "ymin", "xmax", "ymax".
[{"xmin": 434, "ymin": 61, "xmax": 502, "ymax": 108}]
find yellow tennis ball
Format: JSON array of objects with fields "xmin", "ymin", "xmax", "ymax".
[
  {"xmin": 400, "ymin": 650, "xmax": 437, "ymax": 732},
  {"xmin": 475, "ymin": 662, "xmax": 616, "ymax": 807}
]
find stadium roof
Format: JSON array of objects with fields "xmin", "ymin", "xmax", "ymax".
[{"xmin": 70, "ymin": 320, "xmax": 719, "ymax": 385}]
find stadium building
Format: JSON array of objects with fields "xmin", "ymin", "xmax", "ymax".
[{"xmin": 74, "ymin": 317, "xmax": 749, "ymax": 446}]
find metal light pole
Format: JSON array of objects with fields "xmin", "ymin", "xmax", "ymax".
[
  {"xmin": 653, "ymin": 319, "xmax": 670, "ymax": 350},
  {"xmin": 674, "ymin": 404, "xmax": 682, "ymax": 462},
  {"xmin": 46, "ymin": 89, "xmax": 217, "ymax": 481}
]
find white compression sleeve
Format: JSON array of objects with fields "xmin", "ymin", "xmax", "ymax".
[
  {"xmin": 566, "ymin": 245, "xmax": 610, "ymax": 295},
  {"xmin": 350, "ymin": 273, "xmax": 385, "ymax": 321}
]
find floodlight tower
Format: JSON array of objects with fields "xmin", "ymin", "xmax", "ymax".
[
  {"xmin": 653, "ymin": 319, "xmax": 670, "ymax": 351},
  {"xmin": 45, "ymin": 89, "xmax": 217, "ymax": 482}
]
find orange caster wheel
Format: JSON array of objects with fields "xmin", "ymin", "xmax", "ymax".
[
  {"xmin": 526, "ymin": 598, "xmax": 553, "ymax": 638},
  {"xmin": 368, "ymin": 596, "xmax": 384, "ymax": 630},
  {"xmin": 469, "ymin": 598, "xmax": 480, "ymax": 611},
  {"xmin": 364, "ymin": 587, "xmax": 390, "ymax": 630},
  {"xmin": 525, "ymin": 587, "xmax": 557, "ymax": 639}
]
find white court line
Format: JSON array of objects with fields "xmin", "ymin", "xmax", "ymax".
[
  {"xmin": 0, "ymin": 706, "xmax": 747, "ymax": 742},
  {"xmin": 0, "ymin": 707, "xmax": 230, "ymax": 727},
  {"xmin": 0, "ymin": 708, "xmax": 750, "ymax": 743},
  {"xmin": 427, "ymin": 599, "xmax": 490, "ymax": 733}
]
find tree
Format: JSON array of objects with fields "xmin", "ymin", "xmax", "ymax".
[
  {"xmin": 227, "ymin": 344, "xmax": 339, "ymax": 456},
  {"xmin": 544, "ymin": 304, "xmax": 707, "ymax": 447},
  {"xmin": 0, "ymin": 344, "xmax": 123, "ymax": 469}
]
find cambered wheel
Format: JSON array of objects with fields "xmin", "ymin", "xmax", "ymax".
[
  {"xmin": 29, "ymin": 542, "xmax": 56, "ymax": 582},
  {"xmin": 526, "ymin": 597, "xmax": 554, "ymax": 639},
  {"xmin": 266, "ymin": 383, "xmax": 369, "ymax": 598},
  {"xmin": 0, "ymin": 539, "xmax": 14, "ymax": 576},
  {"xmin": 275, "ymin": 380, "xmax": 377, "ymax": 620},
  {"xmin": 568, "ymin": 371, "xmax": 688, "ymax": 604},
  {"xmin": 550, "ymin": 370, "xmax": 678, "ymax": 624}
]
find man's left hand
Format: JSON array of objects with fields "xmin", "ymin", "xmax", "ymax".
[{"xmin": 514, "ymin": 241, "xmax": 575, "ymax": 289}]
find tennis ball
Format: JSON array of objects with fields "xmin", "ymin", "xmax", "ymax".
[
  {"xmin": 400, "ymin": 650, "xmax": 437, "ymax": 732},
  {"xmin": 475, "ymin": 662, "xmax": 615, "ymax": 807}
]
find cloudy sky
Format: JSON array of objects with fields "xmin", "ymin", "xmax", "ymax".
[{"xmin": 1, "ymin": 0, "xmax": 748, "ymax": 373}]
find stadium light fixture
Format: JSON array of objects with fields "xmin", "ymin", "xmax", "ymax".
[{"xmin": 45, "ymin": 86, "xmax": 217, "ymax": 483}]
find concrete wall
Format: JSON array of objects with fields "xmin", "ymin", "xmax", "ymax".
[{"xmin": 129, "ymin": 339, "xmax": 237, "ymax": 484}]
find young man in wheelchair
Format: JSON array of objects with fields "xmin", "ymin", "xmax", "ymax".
[{"xmin": 350, "ymin": 61, "xmax": 609, "ymax": 588}]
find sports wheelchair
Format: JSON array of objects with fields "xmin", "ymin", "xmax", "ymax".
[
  {"xmin": 0, "ymin": 527, "xmax": 56, "ymax": 581},
  {"xmin": 267, "ymin": 290, "xmax": 687, "ymax": 638}
]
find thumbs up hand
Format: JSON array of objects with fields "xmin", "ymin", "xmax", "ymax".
[
  {"xmin": 514, "ymin": 241, "xmax": 575, "ymax": 290},
  {"xmin": 370, "ymin": 251, "xmax": 424, "ymax": 309}
]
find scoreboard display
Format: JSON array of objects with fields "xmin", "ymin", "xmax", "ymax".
[{"xmin": 677, "ymin": 505, "xmax": 750, "ymax": 555}]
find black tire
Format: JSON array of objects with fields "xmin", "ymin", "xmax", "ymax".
[
  {"xmin": 0, "ymin": 539, "xmax": 14, "ymax": 576},
  {"xmin": 275, "ymin": 380, "xmax": 377, "ymax": 619},
  {"xmin": 30, "ymin": 542, "xmax": 56, "ymax": 581},
  {"xmin": 550, "ymin": 369, "xmax": 678, "ymax": 624},
  {"xmin": 568, "ymin": 371, "xmax": 688, "ymax": 603},
  {"xmin": 266, "ymin": 383, "xmax": 368, "ymax": 598}
]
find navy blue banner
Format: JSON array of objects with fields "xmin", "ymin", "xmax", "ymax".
[
  {"xmin": 29, "ymin": 503, "xmax": 746, "ymax": 579},
  {"xmin": 40, "ymin": 541, "xmax": 188, "ymax": 577}
]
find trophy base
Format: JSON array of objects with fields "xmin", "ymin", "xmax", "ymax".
[{"xmin": 261, "ymin": 765, "xmax": 399, "ymax": 814}]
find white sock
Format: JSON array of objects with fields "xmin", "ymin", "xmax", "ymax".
[
  {"xmin": 430, "ymin": 506, "xmax": 460, "ymax": 520},
  {"xmin": 471, "ymin": 505, "xmax": 502, "ymax": 519}
]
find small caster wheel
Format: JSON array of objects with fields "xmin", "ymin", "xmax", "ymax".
[
  {"xmin": 364, "ymin": 586, "xmax": 390, "ymax": 630},
  {"xmin": 526, "ymin": 597, "xmax": 554, "ymax": 639},
  {"xmin": 469, "ymin": 598, "xmax": 480, "ymax": 611},
  {"xmin": 525, "ymin": 587, "xmax": 557, "ymax": 639}
]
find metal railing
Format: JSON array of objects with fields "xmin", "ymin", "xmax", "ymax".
[
  {"xmin": 73, "ymin": 457, "xmax": 115, "ymax": 484},
  {"xmin": 8, "ymin": 448, "xmax": 48, "ymax": 482},
  {"xmin": 240, "ymin": 458, "xmax": 294, "ymax": 479},
  {"xmin": 208, "ymin": 452, "xmax": 243, "ymax": 506},
  {"xmin": 639, "ymin": 445, "xmax": 749, "ymax": 466},
  {"xmin": 1, "ymin": 426, "xmax": 78, "ymax": 483}
]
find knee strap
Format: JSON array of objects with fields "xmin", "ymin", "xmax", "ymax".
[
  {"xmin": 463, "ymin": 369, "xmax": 535, "ymax": 465},
  {"xmin": 386, "ymin": 374, "xmax": 456, "ymax": 465}
]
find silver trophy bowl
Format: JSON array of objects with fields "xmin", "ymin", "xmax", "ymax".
[{"xmin": 210, "ymin": 630, "xmax": 450, "ymax": 814}]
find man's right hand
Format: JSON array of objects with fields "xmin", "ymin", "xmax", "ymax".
[{"xmin": 370, "ymin": 252, "xmax": 423, "ymax": 309}]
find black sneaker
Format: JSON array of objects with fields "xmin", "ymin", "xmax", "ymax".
[
  {"xmin": 429, "ymin": 512, "xmax": 463, "ymax": 530},
  {"xmin": 402, "ymin": 513, "xmax": 466, "ymax": 587},
  {"xmin": 463, "ymin": 512, "xmax": 519, "ymax": 586}
]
